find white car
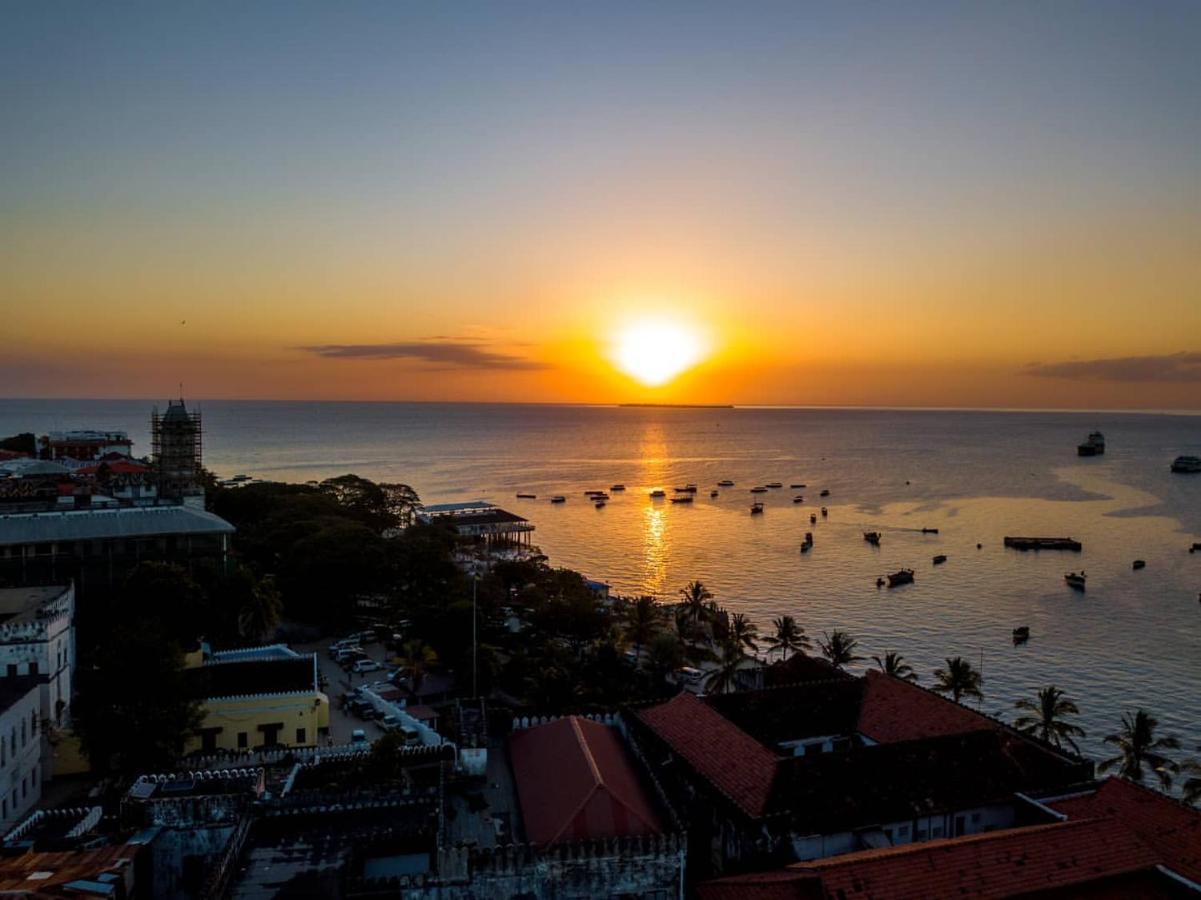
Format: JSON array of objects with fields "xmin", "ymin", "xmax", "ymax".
[{"xmin": 352, "ymin": 659, "xmax": 382, "ymax": 674}]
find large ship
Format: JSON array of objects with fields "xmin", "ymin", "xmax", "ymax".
[
  {"xmin": 1170, "ymin": 455, "xmax": 1201, "ymax": 473},
  {"xmin": 1077, "ymin": 431, "xmax": 1105, "ymax": 456}
]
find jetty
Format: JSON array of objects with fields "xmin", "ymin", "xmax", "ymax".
[{"xmin": 1003, "ymin": 536, "xmax": 1083, "ymax": 552}]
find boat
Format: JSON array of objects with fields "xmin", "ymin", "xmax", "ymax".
[
  {"xmin": 717, "ymin": 479, "xmax": 735, "ymax": 487},
  {"xmin": 800, "ymin": 533, "xmax": 814, "ymax": 553},
  {"xmin": 1171, "ymin": 455, "xmax": 1201, "ymax": 473},
  {"xmin": 1132, "ymin": 559, "xmax": 1146, "ymax": 570},
  {"xmin": 610, "ymin": 484, "xmax": 626, "ymax": 491},
  {"xmin": 921, "ymin": 527, "xmax": 940, "ymax": 534},
  {"xmin": 516, "ymin": 493, "xmax": 537, "ymax": 499},
  {"xmin": 1064, "ymin": 571, "xmax": 1087, "ymax": 590},
  {"xmin": 674, "ymin": 485, "xmax": 697, "ymax": 493},
  {"xmin": 793, "ymin": 495, "xmax": 804, "ymax": 503},
  {"xmin": 819, "ymin": 489, "xmax": 830, "ymax": 497},
  {"xmin": 1192, "ymin": 543, "xmax": 1201, "ymax": 554},
  {"xmin": 550, "ymin": 496, "xmax": 566, "ymax": 503},
  {"xmin": 876, "ymin": 577, "xmax": 885, "ymax": 588},
  {"xmin": 710, "ymin": 489, "xmax": 719, "ymax": 498},
  {"xmin": 649, "ymin": 489, "xmax": 666, "ymax": 498},
  {"xmin": 790, "ymin": 483, "xmax": 806, "ymax": 489},
  {"xmin": 887, "ymin": 569, "xmax": 915, "ymax": 587},
  {"xmin": 1012, "ymin": 626, "xmax": 1030, "ymax": 643},
  {"xmin": 594, "ymin": 501, "xmax": 606, "ymax": 509},
  {"xmin": 750, "ymin": 486, "xmax": 768, "ymax": 493},
  {"xmin": 810, "ymin": 513, "xmax": 817, "ymax": 524},
  {"xmin": 821, "ymin": 507, "xmax": 828, "ymax": 517},
  {"xmin": 863, "ymin": 531, "xmax": 881, "ymax": 545},
  {"xmin": 750, "ymin": 502, "xmax": 764, "ymax": 515},
  {"xmin": 766, "ymin": 482, "xmax": 783, "ymax": 489},
  {"xmin": 670, "ymin": 495, "xmax": 693, "ymax": 504},
  {"xmin": 585, "ymin": 491, "xmax": 609, "ymax": 500},
  {"xmin": 1003, "ymin": 536, "xmax": 1083, "ymax": 552},
  {"xmin": 1077, "ymin": 431, "xmax": 1106, "ymax": 456},
  {"xmin": 933, "ymin": 554, "xmax": 947, "ymax": 565}
]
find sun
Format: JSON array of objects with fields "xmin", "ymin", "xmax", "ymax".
[{"xmin": 611, "ymin": 317, "xmax": 707, "ymax": 387}]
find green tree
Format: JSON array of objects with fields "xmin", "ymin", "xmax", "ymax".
[
  {"xmin": 818, "ymin": 630, "xmax": 862, "ymax": 670},
  {"xmin": 729, "ymin": 613, "xmax": 759, "ymax": 653},
  {"xmin": 704, "ymin": 639, "xmax": 745, "ymax": 695},
  {"xmin": 871, "ymin": 651, "xmax": 917, "ymax": 682},
  {"xmin": 72, "ymin": 626, "xmax": 203, "ymax": 774},
  {"xmin": 380, "ymin": 482, "xmax": 422, "ymax": 528},
  {"xmin": 932, "ymin": 656, "xmax": 983, "ymax": 703},
  {"xmin": 623, "ymin": 596, "xmax": 661, "ymax": 666},
  {"xmin": 1099, "ymin": 710, "xmax": 1180, "ymax": 789},
  {"xmin": 1013, "ymin": 686, "xmax": 1085, "ymax": 753},
  {"xmin": 237, "ymin": 575, "xmax": 283, "ymax": 643},
  {"xmin": 397, "ymin": 639, "xmax": 439, "ymax": 692},
  {"xmin": 763, "ymin": 615, "xmax": 810, "ymax": 661},
  {"xmin": 679, "ymin": 581, "xmax": 714, "ymax": 624}
]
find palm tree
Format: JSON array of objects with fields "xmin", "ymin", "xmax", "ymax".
[
  {"xmin": 871, "ymin": 651, "xmax": 917, "ymax": 682},
  {"xmin": 237, "ymin": 577, "xmax": 283, "ymax": 643},
  {"xmin": 931, "ymin": 656, "xmax": 983, "ymax": 703},
  {"xmin": 623, "ymin": 596, "xmax": 661, "ymax": 666},
  {"xmin": 729, "ymin": 613, "xmax": 759, "ymax": 653},
  {"xmin": 704, "ymin": 639, "xmax": 745, "ymax": 695},
  {"xmin": 679, "ymin": 580, "xmax": 714, "ymax": 624},
  {"xmin": 1013, "ymin": 686, "xmax": 1085, "ymax": 753},
  {"xmin": 397, "ymin": 639, "xmax": 439, "ymax": 692},
  {"xmin": 1181, "ymin": 753, "xmax": 1201, "ymax": 806},
  {"xmin": 817, "ymin": 630, "xmax": 862, "ymax": 670},
  {"xmin": 764, "ymin": 615, "xmax": 810, "ymax": 661},
  {"xmin": 1100, "ymin": 710, "xmax": 1180, "ymax": 789}
]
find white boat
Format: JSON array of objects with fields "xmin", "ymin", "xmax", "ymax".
[
  {"xmin": 750, "ymin": 502, "xmax": 764, "ymax": 515},
  {"xmin": 1065, "ymin": 571, "xmax": 1086, "ymax": 590}
]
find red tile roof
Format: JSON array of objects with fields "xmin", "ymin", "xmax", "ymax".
[
  {"xmin": 700, "ymin": 818, "xmax": 1163, "ymax": 900},
  {"xmin": 637, "ymin": 691, "xmax": 779, "ymax": 818},
  {"xmin": 1046, "ymin": 777, "xmax": 1201, "ymax": 883},
  {"xmin": 76, "ymin": 460, "xmax": 152, "ymax": 475},
  {"xmin": 856, "ymin": 670, "xmax": 993, "ymax": 744},
  {"xmin": 508, "ymin": 716, "xmax": 662, "ymax": 846}
]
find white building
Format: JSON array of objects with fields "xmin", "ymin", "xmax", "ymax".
[
  {"xmin": 0, "ymin": 584, "xmax": 75, "ymax": 728},
  {"xmin": 0, "ymin": 677, "xmax": 43, "ymax": 830}
]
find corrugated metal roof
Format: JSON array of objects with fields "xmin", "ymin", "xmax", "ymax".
[{"xmin": 0, "ymin": 505, "xmax": 234, "ymax": 546}]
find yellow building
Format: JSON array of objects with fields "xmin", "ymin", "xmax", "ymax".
[{"xmin": 183, "ymin": 644, "xmax": 329, "ymax": 753}]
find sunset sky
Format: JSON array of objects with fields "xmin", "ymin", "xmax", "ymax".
[{"xmin": 3, "ymin": 2, "xmax": 1200, "ymax": 408}]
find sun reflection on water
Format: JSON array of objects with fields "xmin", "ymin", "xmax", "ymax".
[{"xmin": 637, "ymin": 423, "xmax": 670, "ymax": 595}]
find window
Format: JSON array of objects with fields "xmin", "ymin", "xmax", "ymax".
[
  {"xmin": 28, "ymin": 662, "xmax": 37, "ymax": 676},
  {"xmin": 31, "ymin": 768, "xmax": 36, "ymax": 788},
  {"xmin": 932, "ymin": 824, "xmax": 944, "ymax": 838},
  {"xmin": 30, "ymin": 712, "xmax": 35, "ymax": 737},
  {"xmin": 296, "ymin": 728, "xmax": 306, "ymax": 745},
  {"xmin": 2, "ymin": 799, "xmax": 6, "ymax": 818},
  {"xmin": 21, "ymin": 777, "xmax": 26, "ymax": 799},
  {"xmin": 5, "ymin": 665, "xmax": 14, "ymax": 678},
  {"xmin": 20, "ymin": 721, "xmax": 25, "ymax": 746},
  {"xmin": 11, "ymin": 789, "xmax": 16, "ymax": 808},
  {"xmin": 237, "ymin": 732, "xmax": 248, "ymax": 749}
]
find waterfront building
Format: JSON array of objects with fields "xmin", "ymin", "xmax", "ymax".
[
  {"xmin": 0, "ymin": 505, "xmax": 234, "ymax": 590},
  {"xmin": 183, "ymin": 643, "xmax": 329, "ymax": 753},
  {"xmin": 418, "ymin": 500, "xmax": 535, "ymax": 548},
  {"xmin": 38, "ymin": 430, "xmax": 132, "ymax": 461},
  {"xmin": 0, "ymin": 677, "xmax": 44, "ymax": 830},
  {"xmin": 151, "ymin": 398, "xmax": 204, "ymax": 507}
]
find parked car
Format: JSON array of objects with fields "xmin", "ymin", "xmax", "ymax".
[
  {"xmin": 335, "ymin": 646, "xmax": 364, "ymax": 662},
  {"xmin": 401, "ymin": 726, "xmax": 421, "ymax": 746},
  {"xmin": 352, "ymin": 659, "xmax": 382, "ymax": 674},
  {"xmin": 380, "ymin": 713, "xmax": 401, "ymax": 732},
  {"xmin": 351, "ymin": 728, "xmax": 368, "ymax": 746}
]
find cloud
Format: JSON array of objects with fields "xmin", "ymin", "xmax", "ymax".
[
  {"xmin": 301, "ymin": 340, "xmax": 549, "ymax": 371},
  {"xmin": 1022, "ymin": 351, "xmax": 1201, "ymax": 383}
]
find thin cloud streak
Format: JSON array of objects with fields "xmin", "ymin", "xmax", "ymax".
[
  {"xmin": 301, "ymin": 341, "xmax": 549, "ymax": 371},
  {"xmin": 1023, "ymin": 352, "xmax": 1201, "ymax": 383}
]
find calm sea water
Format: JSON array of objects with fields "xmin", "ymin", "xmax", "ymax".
[{"xmin": 3, "ymin": 400, "xmax": 1200, "ymax": 766}]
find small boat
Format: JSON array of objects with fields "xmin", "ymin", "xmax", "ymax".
[
  {"xmin": 876, "ymin": 577, "xmax": 886, "ymax": 588},
  {"xmin": 674, "ymin": 485, "xmax": 697, "ymax": 493},
  {"xmin": 586, "ymin": 491, "xmax": 609, "ymax": 500},
  {"xmin": 717, "ymin": 479, "xmax": 735, "ymax": 487},
  {"xmin": 550, "ymin": 496, "xmax": 566, "ymax": 503},
  {"xmin": 610, "ymin": 484, "xmax": 626, "ymax": 491},
  {"xmin": 863, "ymin": 531, "xmax": 881, "ymax": 545},
  {"xmin": 810, "ymin": 513, "xmax": 818, "ymax": 524},
  {"xmin": 921, "ymin": 527, "xmax": 939, "ymax": 534},
  {"xmin": 1132, "ymin": 560, "xmax": 1146, "ymax": 570},
  {"xmin": 584, "ymin": 489, "xmax": 605, "ymax": 495},
  {"xmin": 1065, "ymin": 571, "xmax": 1087, "ymax": 590},
  {"xmin": 887, "ymin": 569, "xmax": 915, "ymax": 588},
  {"xmin": 1012, "ymin": 626, "xmax": 1030, "ymax": 643},
  {"xmin": 766, "ymin": 482, "xmax": 783, "ymax": 489},
  {"xmin": 977, "ymin": 543, "xmax": 983, "ymax": 549},
  {"xmin": 819, "ymin": 489, "xmax": 830, "ymax": 497},
  {"xmin": 933, "ymin": 554, "xmax": 947, "ymax": 565},
  {"xmin": 710, "ymin": 489, "xmax": 719, "ymax": 498},
  {"xmin": 516, "ymin": 493, "xmax": 537, "ymax": 499},
  {"xmin": 649, "ymin": 489, "xmax": 666, "ymax": 498},
  {"xmin": 670, "ymin": 495, "xmax": 693, "ymax": 504},
  {"xmin": 820, "ymin": 507, "xmax": 828, "ymax": 517},
  {"xmin": 1077, "ymin": 431, "xmax": 1106, "ymax": 456},
  {"xmin": 1170, "ymin": 455, "xmax": 1201, "ymax": 474},
  {"xmin": 790, "ymin": 483, "xmax": 806, "ymax": 489},
  {"xmin": 1004, "ymin": 536, "xmax": 1083, "ymax": 552},
  {"xmin": 1191, "ymin": 542, "xmax": 1201, "ymax": 554},
  {"xmin": 750, "ymin": 502, "xmax": 764, "ymax": 515},
  {"xmin": 750, "ymin": 486, "xmax": 768, "ymax": 493},
  {"xmin": 594, "ymin": 501, "xmax": 606, "ymax": 508},
  {"xmin": 792, "ymin": 495, "xmax": 804, "ymax": 503}
]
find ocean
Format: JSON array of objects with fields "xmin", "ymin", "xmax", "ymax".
[{"xmin": 3, "ymin": 399, "xmax": 1200, "ymax": 767}]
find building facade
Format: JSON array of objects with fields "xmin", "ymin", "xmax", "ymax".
[
  {"xmin": 0, "ymin": 677, "xmax": 43, "ymax": 830},
  {"xmin": 0, "ymin": 584, "xmax": 74, "ymax": 729}
]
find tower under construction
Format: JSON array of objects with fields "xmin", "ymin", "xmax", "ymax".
[{"xmin": 152, "ymin": 398, "xmax": 203, "ymax": 507}]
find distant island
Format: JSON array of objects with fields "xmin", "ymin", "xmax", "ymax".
[{"xmin": 618, "ymin": 402, "xmax": 735, "ymax": 409}]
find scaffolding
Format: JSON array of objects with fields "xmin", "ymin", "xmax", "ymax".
[{"xmin": 151, "ymin": 399, "xmax": 203, "ymax": 500}]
